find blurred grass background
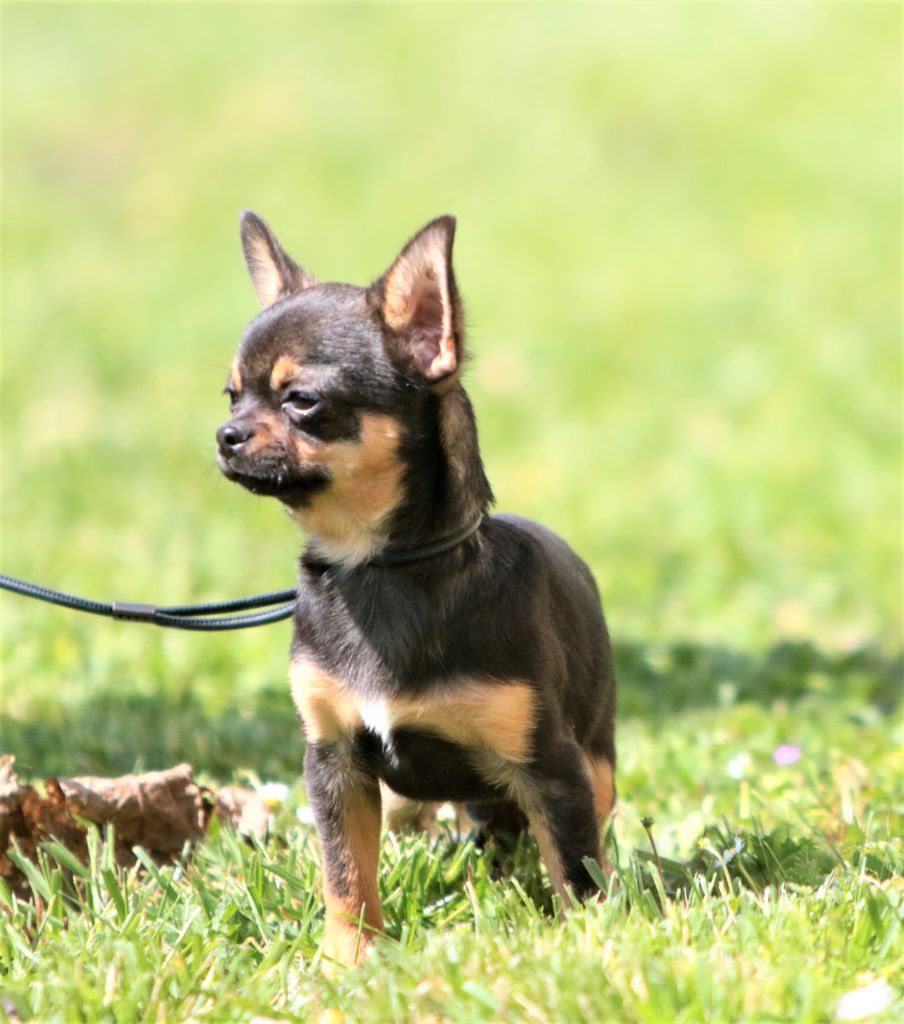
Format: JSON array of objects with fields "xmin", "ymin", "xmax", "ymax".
[
  {"xmin": 2, "ymin": 4, "xmax": 901, "ymax": 791},
  {"xmin": 1, "ymin": 5, "xmax": 902, "ymax": 1020}
]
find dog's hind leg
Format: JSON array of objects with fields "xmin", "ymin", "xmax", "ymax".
[
  {"xmin": 519, "ymin": 737, "xmax": 606, "ymax": 904},
  {"xmin": 380, "ymin": 783, "xmax": 439, "ymax": 834},
  {"xmin": 582, "ymin": 752, "xmax": 616, "ymax": 827},
  {"xmin": 465, "ymin": 799, "xmax": 528, "ymax": 849}
]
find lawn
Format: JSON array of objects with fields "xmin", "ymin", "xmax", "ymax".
[{"xmin": 1, "ymin": 3, "xmax": 901, "ymax": 1022}]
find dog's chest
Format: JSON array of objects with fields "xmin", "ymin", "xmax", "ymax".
[{"xmin": 289, "ymin": 656, "xmax": 536, "ymax": 765}]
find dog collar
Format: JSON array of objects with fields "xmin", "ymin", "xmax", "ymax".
[
  {"xmin": 304, "ymin": 515, "xmax": 485, "ymax": 571},
  {"xmin": 369, "ymin": 514, "xmax": 485, "ymax": 567}
]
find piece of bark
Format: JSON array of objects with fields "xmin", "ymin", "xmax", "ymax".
[
  {"xmin": 214, "ymin": 785, "xmax": 269, "ymax": 839},
  {"xmin": 0, "ymin": 756, "xmax": 27, "ymax": 853},
  {"xmin": 58, "ymin": 763, "xmax": 212, "ymax": 854},
  {"xmin": 1, "ymin": 758, "xmax": 214, "ymax": 898},
  {"xmin": 23, "ymin": 777, "xmax": 89, "ymax": 857},
  {"xmin": 0, "ymin": 756, "xmax": 33, "ymax": 894},
  {"xmin": 1, "ymin": 756, "xmax": 89, "ymax": 898},
  {"xmin": 0, "ymin": 757, "xmax": 271, "ymax": 902}
]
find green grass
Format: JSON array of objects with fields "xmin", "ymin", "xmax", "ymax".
[{"xmin": 1, "ymin": 3, "xmax": 902, "ymax": 1021}]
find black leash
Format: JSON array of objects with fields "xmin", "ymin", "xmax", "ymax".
[
  {"xmin": 0, "ymin": 515, "xmax": 484, "ymax": 632},
  {"xmin": 0, "ymin": 574, "xmax": 296, "ymax": 630}
]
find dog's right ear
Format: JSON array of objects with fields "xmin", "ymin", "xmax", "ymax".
[{"xmin": 240, "ymin": 211, "xmax": 316, "ymax": 309}]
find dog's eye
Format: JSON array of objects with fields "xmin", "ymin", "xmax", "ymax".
[
  {"xmin": 283, "ymin": 390, "xmax": 320, "ymax": 417},
  {"xmin": 224, "ymin": 386, "xmax": 237, "ymax": 409}
]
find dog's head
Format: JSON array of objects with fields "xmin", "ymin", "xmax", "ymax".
[{"xmin": 217, "ymin": 211, "xmax": 476, "ymax": 564}]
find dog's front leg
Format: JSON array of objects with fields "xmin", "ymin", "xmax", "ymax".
[{"xmin": 304, "ymin": 742, "xmax": 383, "ymax": 969}]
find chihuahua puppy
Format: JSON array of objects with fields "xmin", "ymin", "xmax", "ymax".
[{"xmin": 217, "ymin": 212, "xmax": 616, "ymax": 967}]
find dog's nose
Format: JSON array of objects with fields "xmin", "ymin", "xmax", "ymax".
[{"xmin": 217, "ymin": 421, "xmax": 253, "ymax": 456}]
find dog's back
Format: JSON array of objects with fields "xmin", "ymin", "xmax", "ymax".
[{"xmin": 493, "ymin": 513, "xmax": 616, "ymax": 762}]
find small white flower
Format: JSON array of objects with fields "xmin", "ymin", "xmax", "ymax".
[
  {"xmin": 835, "ymin": 978, "xmax": 895, "ymax": 1021},
  {"xmin": 726, "ymin": 751, "xmax": 752, "ymax": 780},
  {"xmin": 295, "ymin": 805, "xmax": 315, "ymax": 825},
  {"xmin": 257, "ymin": 781, "xmax": 290, "ymax": 807}
]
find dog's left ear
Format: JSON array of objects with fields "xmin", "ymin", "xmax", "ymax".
[{"xmin": 373, "ymin": 215, "xmax": 462, "ymax": 386}]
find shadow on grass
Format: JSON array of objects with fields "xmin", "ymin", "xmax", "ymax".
[
  {"xmin": 615, "ymin": 638, "xmax": 901, "ymax": 718},
  {"xmin": 1, "ymin": 684, "xmax": 304, "ymax": 781},
  {"xmin": 2, "ymin": 640, "xmax": 900, "ymax": 780},
  {"xmin": 616, "ymin": 817, "xmax": 904, "ymax": 917}
]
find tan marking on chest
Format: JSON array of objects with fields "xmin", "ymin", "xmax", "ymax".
[
  {"xmin": 290, "ymin": 659, "xmax": 535, "ymax": 763},
  {"xmin": 376, "ymin": 682, "xmax": 536, "ymax": 764},
  {"xmin": 289, "ymin": 659, "xmax": 361, "ymax": 744}
]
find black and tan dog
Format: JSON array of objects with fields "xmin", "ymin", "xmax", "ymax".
[{"xmin": 217, "ymin": 212, "xmax": 617, "ymax": 967}]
